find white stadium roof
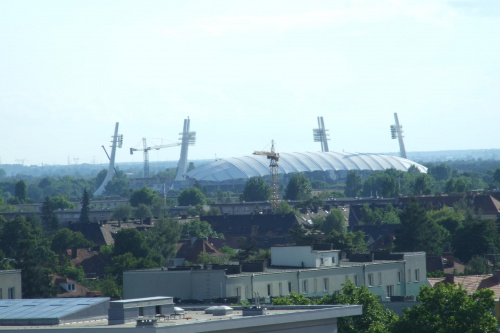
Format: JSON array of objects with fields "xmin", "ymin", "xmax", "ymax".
[{"xmin": 186, "ymin": 151, "xmax": 427, "ymax": 182}]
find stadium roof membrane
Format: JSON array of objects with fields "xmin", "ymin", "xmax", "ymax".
[{"xmin": 186, "ymin": 151, "xmax": 427, "ymax": 182}]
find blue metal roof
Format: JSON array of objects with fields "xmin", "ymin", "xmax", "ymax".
[
  {"xmin": 0, "ymin": 298, "xmax": 109, "ymax": 325},
  {"xmin": 186, "ymin": 151, "xmax": 427, "ymax": 182}
]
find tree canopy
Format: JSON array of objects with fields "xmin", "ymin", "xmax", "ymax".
[
  {"xmin": 283, "ymin": 173, "xmax": 312, "ymax": 201},
  {"xmin": 130, "ymin": 186, "xmax": 158, "ymax": 207},
  {"xmin": 241, "ymin": 177, "xmax": 270, "ymax": 202},
  {"xmin": 393, "ymin": 283, "xmax": 497, "ymax": 333},
  {"xmin": 177, "ymin": 187, "xmax": 206, "ymax": 206}
]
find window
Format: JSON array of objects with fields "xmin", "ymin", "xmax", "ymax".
[
  {"xmin": 302, "ymin": 280, "xmax": 308, "ymax": 293},
  {"xmin": 386, "ymin": 285, "xmax": 394, "ymax": 297},
  {"xmin": 354, "ymin": 275, "xmax": 358, "ymax": 287},
  {"xmin": 288, "ymin": 282, "xmax": 292, "ymax": 293},
  {"xmin": 368, "ymin": 273, "xmax": 374, "ymax": 286},
  {"xmin": 320, "ymin": 258, "xmax": 324, "ymax": 266},
  {"xmin": 408, "ymin": 269, "xmax": 412, "ymax": 282},
  {"xmin": 398, "ymin": 271, "xmax": 402, "ymax": 283},
  {"xmin": 332, "ymin": 256, "xmax": 335, "ymax": 264},
  {"xmin": 236, "ymin": 287, "xmax": 241, "ymax": 297},
  {"xmin": 67, "ymin": 284, "xmax": 75, "ymax": 291},
  {"xmin": 415, "ymin": 269, "xmax": 420, "ymax": 282},
  {"xmin": 267, "ymin": 284, "xmax": 272, "ymax": 296},
  {"xmin": 314, "ymin": 279, "xmax": 318, "ymax": 292},
  {"xmin": 0, "ymin": 288, "xmax": 2, "ymax": 299},
  {"xmin": 279, "ymin": 283, "xmax": 283, "ymax": 296},
  {"xmin": 345, "ymin": 275, "xmax": 349, "ymax": 283},
  {"xmin": 323, "ymin": 278, "xmax": 329, "ymax": 291},
  {"xmin": 138, "ymin": 307, "xmax": 144, "ymax": 317},
  {"xmin": 155, "ymin": 305, "xmax": 161, "ymax": 315},
  {"xmin": 8, "ymin": 288, "xmax": 15, "ymax": 299},
  {"xmin": 378, "ymin": 272, "xmax": 382, "ymax": 286}
]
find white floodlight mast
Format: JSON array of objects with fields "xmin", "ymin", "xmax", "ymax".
[
  {"xmin": 94, "ymin": 122, "xmax": 121, "ymax": 196},
  {"xmin": 392, "ymin": 113, "xmax": 407, "ymax": 159},
  {"xmin": 313, "ymin": 116, "xmax": 330, "ymax": 152},
  {"xmin": 174, "ymin": 117, "xmax": 196, "ymax": 181}
]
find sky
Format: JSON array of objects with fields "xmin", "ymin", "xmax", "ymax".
[{"xmin": 0, "ymin": 0, "xmax": 499, "ymax": 166}]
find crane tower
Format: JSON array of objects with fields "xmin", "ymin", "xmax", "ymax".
[
  {"xmin": 313, "ymin": 116, "xmax": 330, "ymax": 152},
  {"xmin": 390, "ymin": 113, "xmax": 407, "ymax": 159},
  {"xmin": 130, "ymin": 138, "xmax": 181, "ymax": 178},
  {"xmin": 253, "ymin": 140, "xmax": 280, "ymax": 209}
]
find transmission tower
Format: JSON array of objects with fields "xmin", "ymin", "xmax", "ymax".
[
  {"xmin": 253, "ymin": 140, "xmax": 280, "ymax": 209},
  {"xmin": 390, "ymin": 113, "xmax": 407, "ymax": 159},
  {"xmin": 313, "ymin": 116, "xmax": 330, "ymax": 152}
]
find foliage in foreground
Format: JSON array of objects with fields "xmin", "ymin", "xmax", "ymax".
[{"xmin": 393, "ymin": 283, "xmax": 497, "ymax": 333}]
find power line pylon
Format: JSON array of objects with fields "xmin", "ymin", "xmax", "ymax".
[{"xmin": 253, "ymin": 140, "xmax": 280, "ymax": 209}]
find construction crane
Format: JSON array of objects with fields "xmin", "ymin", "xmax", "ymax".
[
  {"xmin": 253, "ymin": 140, "xmax": 280, "ymax": 210},
  {"xmin": 130, "ymin": 138, "xmax": 181, "ymax": 178}
]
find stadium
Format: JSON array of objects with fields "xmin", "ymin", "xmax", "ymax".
[{"xmin": 185, "ymin": 151, "xmax": 427, "ymax": 190}]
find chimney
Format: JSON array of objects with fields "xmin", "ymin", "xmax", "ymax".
[
  {"xmin": 445, "ymin": 273, "xmax": 454, "ymax": 284},
  {"xmin": 493, "ymin": 270, "xmax": 500, "ymax": 284}
]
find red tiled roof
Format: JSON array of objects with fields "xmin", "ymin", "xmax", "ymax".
[{"xmin": 428, "ymin": 274, "xmax": 500, "ymax": 298}]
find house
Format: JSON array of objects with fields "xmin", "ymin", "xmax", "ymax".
[
  {"xmin": 173, "ymin": 238, "xmax": 225, "ymax": 266},
  {"xmin": 52, "ymin": 275, "xmax": 96, "ymax": 298},
  {"xmin": 124, "ymin": 246, "xmax": 427, "ymax": 302},
  {"xmin": 428, "ymin": 271, "xmax": 500, "ymax": 298}
]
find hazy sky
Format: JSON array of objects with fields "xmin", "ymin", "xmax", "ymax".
[{"xmin": 1, "ymin": 0, "xmax": 499, "ymax": 166}]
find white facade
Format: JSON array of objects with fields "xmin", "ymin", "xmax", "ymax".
[
  {"xmin": 0, "ymin": 270, "xmax": 21, "ymax": 299},
  {"xmin": 271, "ymin": 246, "xmax": 340, "ymax": 268},
  {"xmin": 124, "ymin": 250, "xmax": 427, "ymax": 302}
]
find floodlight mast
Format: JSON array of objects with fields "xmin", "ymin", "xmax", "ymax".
[
  {"xmin": 253, "ymin": 140, "xmax": 280, "ymax": 210},
  {"xmin": 94, "ymin": 122, "xmax": 122, "ymax": 196},
  {"xmin": 391, "ymin": 113, "xmax": 407, "ymax": 159},
  {"xmin": 174, "ymin": 117, "xmax": 196, "ymax": 181},
  {"xmin": 313, "ymin": 116, "xmax": 330, "ymax": 152}
]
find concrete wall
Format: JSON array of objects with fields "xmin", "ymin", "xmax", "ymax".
[
  {"xmin": 271, "ymin": 246, "xmax": 339, "ymax": 268},
  {"xmin": 0, "ymin": 270, "xmax": 21, "ymax": 299},
  {"xmin": 124, "ymin": 269, "xmax": 226, "ymax": 301}
]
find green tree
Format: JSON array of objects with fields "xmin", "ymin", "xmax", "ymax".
[
  {"xmin": 135, "ymin": 203, "xmax": 153, "ymax": 224},
  {"xmin": 104, "ymin": 170, "xmax": 130, "ymax": 197},
  {"xmin": 50, "ymin": 228, "xmax": 93, "ymax": 256},
  {"xmin": 317, "ymin": 280, "xmax": 397, "ymax": 333},
  {"xmin": 452, "ymin": 219, "xmax": 499, "ymax": 263},
  {"xmin": 14, "ymin": 180, "xmax": 28, "ymax": 203},
  {"xmin": 283, "ymin": 173, "xmax": 312, "ymax": 201},
  {"xmin": 41, "ymin": 196, "xmax": 60, "ymax": 236},
  {"xmin": 79, "ymin": 189, "xmax": 90, "ymax": 224},
  {"xmin": 130, "ymin": 186, "xmax": 157, "ymax": 207},
  {"xmin": 177, "ymin": 187, "xmax": 206, "ymax": 206},
  {"xmin": 113, "ymin": 228, "xmax": 150, "ymax": 258},
  {"xmin": 345, "ymin": 170, "xmax": 363, "ymax": 197},
  {"xmin": 428, "ymin": 163, "xmax": 452, "ymax": 182},
  {"xmin": 48, "ymin": 196, "xmax": 76, "ymax": 210},
  {"xmin": 393, "ymin": 283, "xmax": 497, "ymax": 333},
  {"xmin": 144, "ymin": 217, "xmax": 182, "ymax": 263},
  {"xmin": 394, "ymin": 198, "xmax": 448, "ymax": 255},
  {"xmin": 272, "ymin": 291, "xmax": 311, "ymax": 305},
  {"xmin": 325, "ymin": 230, "xmax": 368, "ymax": 255},
  {"xmin": 319, "ymin": 209, "xmax": 347, "ymax": 234},
  {"xmin": 181, "ymin": 219, "xmax": 222, "ymax": 238},
  {"xmin": 111, "ymin": 205, "xmax": 132, "ymax": 224},
  {"xmin": 241, "ymin": 177, "xmax": 271, "ymax": 202}
]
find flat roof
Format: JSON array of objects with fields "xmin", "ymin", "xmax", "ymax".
[
  {"xmin": 0, "ymin": 298, "xmax": 109, "ymax": 326},
  {"xmin": 0, "ymin": 305, "xmax": 362, "ymax": 332}
]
